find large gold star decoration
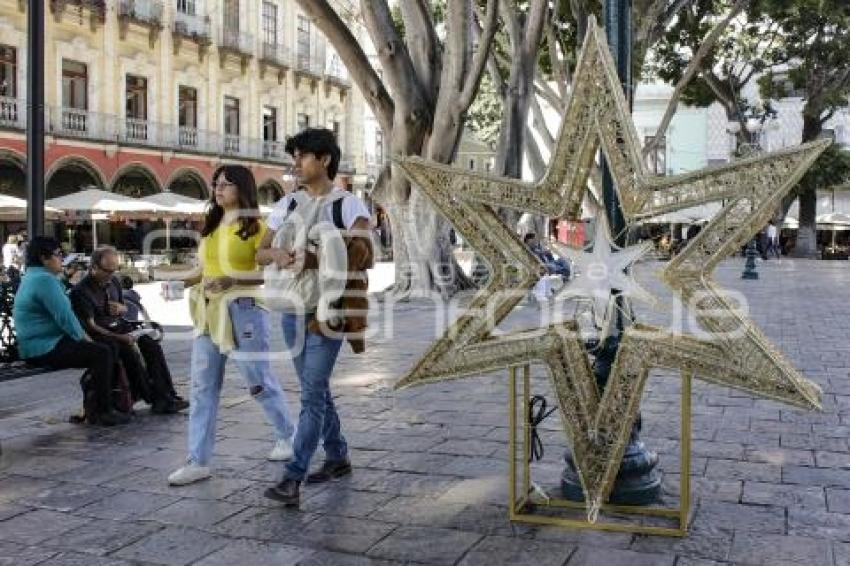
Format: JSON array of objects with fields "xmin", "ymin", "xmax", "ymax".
[{"xmin": 393, "ymin": 18, "xmax": 826, "ymax": 519}]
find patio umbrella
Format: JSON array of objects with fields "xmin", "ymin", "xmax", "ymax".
[
  {"xmin": 139, "ymin": 192, "xmax": 208, "ymax": 216},
  {"xmin": 0, "ymin": 194, "xmax": 62, "ymax": 221},
  {"xmin": 781, "ymin": 216, "xmax": 799, "ymax": 229},
  {"xmin": 137, "ymin": 192, "xmax": 209, "ymax": 250},
  {"xmin": 47, "ymin": 189, "xmax": 168, "ymax": 248}
]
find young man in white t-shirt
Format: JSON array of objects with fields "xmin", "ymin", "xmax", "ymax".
[{"xmin": 258, "ymin": 128, "xmax": 371, "ymax": 507}]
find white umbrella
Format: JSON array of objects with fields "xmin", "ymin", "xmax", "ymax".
[
  {"xmin": 139, "ymin": 192, "xmax": 208, "ymax": 216},
  {"xmin": 47, "ymin": 189, "xmax": 168, "ymax": 249},
  {"xmin": 0, "ymin": 194, "xmax": 62, "ymax": 221},
  {"xmin": 137, "ymin": 192, "xmax": 209, "ymax": 251}
]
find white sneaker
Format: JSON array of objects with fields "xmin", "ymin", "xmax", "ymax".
[
  {"xmin": 168, "ymin": 464, "xmax": 211, "ymax": 486},
  {"xmin": 268, "ymin": 437, "xmax": 294, "ymax": 461}
]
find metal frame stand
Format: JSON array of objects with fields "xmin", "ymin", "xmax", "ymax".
[{"xmin": 507, "ymin": 364, "xmax": 692, "ymax": 537}]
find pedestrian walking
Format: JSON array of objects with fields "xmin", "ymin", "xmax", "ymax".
[
  {"xmin": 258, "ymin": 128, "xmax": 373, "ymax": 506},
  {"xmin": 167, "ymin": 164, "xmax": 297, "ymax": 486}
]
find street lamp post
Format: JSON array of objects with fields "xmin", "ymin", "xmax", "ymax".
[
  {"xmin": 740, "ymin": 118, "xmax": 764, "ymax": 280},
  {"xmin": 561, "ymin": 0, "xmax": 662, "ymax": 505},
  {"xmin": 27, "ymin": 0, "xmax": 46, "ymax": 237}
]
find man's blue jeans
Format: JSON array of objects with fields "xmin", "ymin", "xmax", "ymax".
[
  {"xmin": 281, "ymin": 313, "xmax": 346, "ymax": 482},
  {"xmin": 187, "ymin": 298, "xmax": 295, "ymax": 466}
]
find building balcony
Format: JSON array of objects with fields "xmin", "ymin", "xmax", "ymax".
[
  {"xmin": 172, "ymin": 11, "xmax": 212, "ymax": 45},
  {"xmin": 51, "ymin": 107, "xmax": 118, "ymax": 141},
  {"xmin": 50, "ymin": 0, "xmax": 107, "ymax": 22},
  {"xmin": 261, "ymin": 43, "xmax": 292, "ymax": 69},
  {"xmin": 220, "ymin": 29, "xmax": 254, "ymax": 57},
  {"xmin": 0, "ymin": 97, "xmax": 24, "ymax": 130},
  {"xmin": 118, "ymin": 0, "xmax": 163, "ymax": 27},
  {"xmin": 324, "ymin": 66, "xmax": 351, "ymax": 89},
  {"xmin": 294, "ymin": 53, "xmax": 324, "ymax": 80},
  {"xmin": 263, "ymin": 140, "xmax": 286, "ymax": 161},
  {"xmin": 4, "ymin": 106, "xmax": 294, "ymax": 166}
]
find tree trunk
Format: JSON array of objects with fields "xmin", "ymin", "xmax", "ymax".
[
  {"xmin": 495, "ymin": 53, "xmax": 535, "ymax": 179},
  {"xmin": 791, "ymin": 113, "xmax": 823, "ymax": 258},
  {"xmin": 793, "ymin": 186, "xmax": 819, "ymax": 258}
]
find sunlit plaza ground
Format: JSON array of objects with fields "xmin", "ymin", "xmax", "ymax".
[{"xmin": 1, "ymin": 258, "xmax": 849, "ymax": 565}]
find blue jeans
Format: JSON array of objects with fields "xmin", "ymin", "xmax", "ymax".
[
  {"xmin": 281, "ymin": 313, "xmax": 346, "ymax": 482},
  {"xmin": 187, "ymin": 298, "xmax": 295, "ymax": 466}
]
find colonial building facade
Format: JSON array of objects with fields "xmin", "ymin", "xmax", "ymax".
[{"xmin": 0, "ymin": 0, "xmax": 363, "ymax": 205}]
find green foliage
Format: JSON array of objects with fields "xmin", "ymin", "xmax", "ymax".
[
  {"xmin": 797, "ymin": 145, "xmax": 850, "ymax": 193},
  {"xmin": 646, "ymin": 0, "xmax": 783, "ymax": 112},
  {"xmin": 753, "ymin": 0, "xmax": 850, "ymax": 122},
  {"xmin": 466, "ymin": 74, "xmax": 502, "ymax": 148}
]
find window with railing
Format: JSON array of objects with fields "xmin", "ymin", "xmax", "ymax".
[
  {"xmin": 297, "ymin": 113, "xmax": 309, "ymax": 132},
  {"xmin": 0, "ymin": 45, "xmax": 16, "ymax": 99},
  {"xmin": 224, "ymin": 96, "xmax": 240, "ymax": 153},
  {"xmin": 376, "ymin": 130, "xmax": 384, "ymax": 164},
  {"xmin": 61, "ymin": 60, "xmax": 88, "ymax": 134},
  {"xmin": 178, "ymin": 85, "xmax": 197, "ymax": 147},
  {"xmin": 0, "ymin": 45, "xmax": 17, "ymax": 127},
  {"xmin": 176, "ymin": 0, "xmax": 195, "ymax": 15},
  {"xmin": 297, "ymin": 15, "xmax": 311, "ymax": 67},
  {"xmin": 126, "ymin": 74, "xmax": 148, "ymax": 141},
  {"xmin": 262, "ymin": 2, "xmax": 277, "ymax": 46},
  {"xmin": 263, "ymin": 106, "xmax": 277, "ymax": 142}
]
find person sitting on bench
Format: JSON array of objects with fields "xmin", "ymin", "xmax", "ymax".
[
  {"xmin": 70, "ymin": 246, "xmax": 188, "ymax": 415},
  {"xmin": 13, "ymin": 237, "xmax": 129, "ymax": 426}
]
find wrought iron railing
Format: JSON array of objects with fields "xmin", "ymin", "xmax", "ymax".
[
  {"xmin": 50, "ymin": 0, "xmax": 107, "ymax": 21},
  {"xmin": 173, "ymin": 10, "xmax": 212, "ymax": 43},
  {"xmin": 295, "ymin": 53, "xmax": 324, "ymax": 78},
  {"xmin": 263, "ymin": 140, "xmax": 285, "ymax": 160},
  {"xmin": 261, "ymin": 43, "xmax": 292, "ymax": 68},
  {"xmin": 0, "ymin": 97, "xmax": 23, "ymax": 129},
  {"xmin": 324, "ymin": 65, "xmax": 351, "ymax": 88},
  {"xmin": 2, "ymin": 105, "xmax": 294, "ymax": 165},
  {"xmin": 118, "ymin": 0, "xmax": 164, "ymax": 26},
  {"xmin": 220, "ymin": 29, "xmax": 254, "ymax": 56}
]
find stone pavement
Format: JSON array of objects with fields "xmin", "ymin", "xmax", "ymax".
[{"xmin": 0, "ymin": 258, "xmax": 849, "ymax": 565}]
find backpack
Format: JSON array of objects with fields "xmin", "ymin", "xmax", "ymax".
[{"xmin": 287, "ymin": 193, "xmax": 347, "ymax": 229}]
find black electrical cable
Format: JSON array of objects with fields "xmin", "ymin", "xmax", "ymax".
[{"xmin": 528, "ymin": 395, "xmax": 558, "ymax": 462}]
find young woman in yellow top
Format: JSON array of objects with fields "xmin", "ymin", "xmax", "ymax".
[{"xmin": 168, "ymin": 164, "xmax": 296, "ymax": 486}]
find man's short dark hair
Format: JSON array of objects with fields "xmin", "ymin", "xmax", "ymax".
[
  {"xmin": 523, "ymin": 233, "xmax": 536, "ymax": 243},
  {"xmin": 285, "ymin": 128, "xmax": 341, "ymax": 180},
  {"xmin": 90, "ymin": 246, "xmax": 118, "ymax": 270},
  {"xmin": 25, "ymin": 236, "xmax": 60, "ymax": 267}
]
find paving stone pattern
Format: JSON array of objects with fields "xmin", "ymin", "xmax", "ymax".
[{"xmin": 0, "ymin": 259, "xmax": 849, "ymax": 564}]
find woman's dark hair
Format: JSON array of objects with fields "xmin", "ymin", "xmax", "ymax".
[
  {"xmin": 202, "ymin": 165, "xmax": 261, "ymax": 240},
  {"xmin": 285, "ymin": 128, "xmax": 341, "ymax": 180},
  {"xmin": 26, "ymin": 236, "xmax": 60, "ymax": 267}
]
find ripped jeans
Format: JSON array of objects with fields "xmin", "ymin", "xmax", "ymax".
[{"xmin": 187, "ymin": 297, "xmax": 295, "ymax": 466}]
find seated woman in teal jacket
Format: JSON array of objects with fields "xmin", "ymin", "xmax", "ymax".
[{"xmin": 13, "ymin": 237, "xmax": 128, "ymax": 426}]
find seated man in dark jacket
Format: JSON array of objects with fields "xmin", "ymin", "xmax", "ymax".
[{"xmin": 70, "ymin": 246, "xmax": 188, "ymax": 415}]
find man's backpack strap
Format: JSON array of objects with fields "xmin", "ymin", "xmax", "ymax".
[{"xmin": 332, "ymin": 197, "xmax": 345, "ymax": 230}]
